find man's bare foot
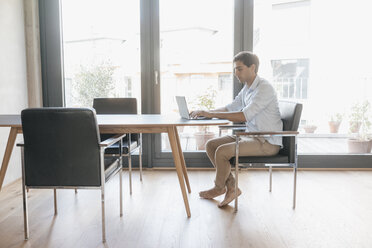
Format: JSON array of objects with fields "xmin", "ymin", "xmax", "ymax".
[
  {"xmin": 199, "ymin": 187, "xmax": 226, "ymax": 199},
  {"xmin": 218, "ymin": 188, "xmax": 242, "ymax": 207}
]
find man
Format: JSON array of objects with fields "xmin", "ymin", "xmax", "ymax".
[{"xmin": 190, "ymin": 51, "xmax": 283, "ymax": 207}]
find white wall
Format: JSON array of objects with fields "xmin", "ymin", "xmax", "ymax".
[{"xmin": 0, "ymin": 0, "xmax": 29, "ymax": 186}]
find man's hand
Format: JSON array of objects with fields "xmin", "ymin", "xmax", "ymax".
[
  {"xmin": 190, "ymin": 110, "xmax": 213, "ymax": 119},
  {"xmin": 191, "ymin": 110, "xmax": 246, "ymax": 122}
]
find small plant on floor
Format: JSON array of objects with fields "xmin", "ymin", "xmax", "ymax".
[
  {"xmin": 328, "ymin": 113, "xmax": 343, "ymax": 133},
  {"xmin": 303, "ymin": 120, "xmax": 317, "ymax": 133},
  {"xmin": 349, "ymin": 101, "xmax": 370, "ymax": 136},
  {"xmin": 347, "ymin": 100, "xmax": 371, "ymax": 153}
]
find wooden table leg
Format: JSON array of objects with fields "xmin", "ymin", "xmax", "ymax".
[
  {"xmin": 174, "ymin": 126, "xmax": 191, "ymax": 193},
  {"xmin": 167, "ymin": 127, "xmax": 191, "ymax": 217},
  {"xmin": 0, "ymin": 127, "xmax": 19, "ymax": 191}
]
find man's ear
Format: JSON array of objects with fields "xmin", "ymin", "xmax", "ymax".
[{"xmin": 249, "ymin": 64, "xmax": 256, "ymax": 73}]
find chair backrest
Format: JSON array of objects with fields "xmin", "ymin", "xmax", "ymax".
[
  {"xmin": 93, "ymin": 98, "xmax": 138, "ymax": 141},
  {"xmin": 21, "ymin": 108, "xmax": 102, "ymax": 187},
  {"xmin": 278, "ymin": 101, "xmax": 303, "ymax": 162},
  {"xmin": 93, "ymin": 98, "xmax": 137, "ymax": 115}
]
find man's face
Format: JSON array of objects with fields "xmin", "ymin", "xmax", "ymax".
[{"xmin": 233, "ymin": 61, "xmax": 256, "ymax": 84}]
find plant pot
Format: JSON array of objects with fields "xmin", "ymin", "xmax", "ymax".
[
  {"xmin": 303, "ymin": 125, "xmax": 317, "ymax": 133},
  {"xmin": 368, "ymin": 139, "xmax": 372, "ymax": 153},
  {"xmin": 177, "ymin": 126, "xmax": 185, "ymax": 133},
  {"xmin": 328, "ymin": 121, "xmax": 341, "ymax": 133},
  {"xmin": 347, "ymin": 138, "xmax": 370, "ymax": 153},
  {"xmin": 194, "ymin": 132, "xmax": 215, "ymax": 150},
  {"xmin": 349, "ymin": 121, "xmax": 362, "ymax": 133},
  {"xmin": 197, "ymin": 125, "xmax": 207, "ymax": 132}
]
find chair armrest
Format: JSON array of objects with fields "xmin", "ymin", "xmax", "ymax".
[
  {"xmin": 17, "ymin": 135, "xmax": 126, "ymax": 149},
  {"xmin": 219, "ymin": 124, "xmax": 246, "ymax": 130},
  {"xmin": 235, "ymin": 131, "xmax": 299, "ymax": 137},
  {"xmin": 100, "ymin": 133, "xmax": 126, "ymax": 148}
]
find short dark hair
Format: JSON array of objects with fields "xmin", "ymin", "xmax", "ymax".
[{"xmin": 233, "ymin": 51, "xmax": 259, "ymax": 73}]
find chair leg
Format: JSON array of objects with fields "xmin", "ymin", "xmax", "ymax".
[
  {"xmin": 293, "ymin": 136, "xmax": 298, "ymax": 209},
  {"xmin": 128, "ymin": 155, "xmax": 132, "ymax": 195},
  {"xmin": 139, "ymin": 133, "xmax": 143, "ymax": 182},
  {"xmin": 20, "ymin": 147, "xmax": 29, "ymax": 240},
  {"xmin": 128, "ymin": 134, "xmax": 132, "ymax": 195},
  {"xmin": 99, "ymin": 148, "xmax": 107, "ymax": 243},
  {"xmin": 22, "ymin": 186, "xmax": 29, "ymax": 240},
  {"xmin": 54, "ymin": 188, "xmax": 58, "ymax": 215},
  {"xmin": 269, "ymin": 166, "xmax": 272, "ymax": 192},
  {"xmin": 293, "ymin": 165, "xmax": 297, "ymax": 209},
  {"xmin": 234, "ymin": 137, "xmax": 239, "ymax": 213},
  {"xmin": 75, "ymin": 188, "xmax": 78, "ymax": 194},
  {"xmin": 101, "ymin": 187, "xmax": 106, "ymax": 243},
  {"xmin": 119, "ymin": 168, "xmax": 123, "ymax": 217}
]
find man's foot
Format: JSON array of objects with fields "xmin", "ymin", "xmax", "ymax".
[
  {"xmin": 199, "ymin": 187, "xmax": 226, "ymax": 199},
  {"xmin": 218, "ymin": 187, "xmax": 242, "ymax": 207}
]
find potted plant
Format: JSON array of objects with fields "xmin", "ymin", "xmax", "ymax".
[
  {"xmin": 347, "ymin": 101, "xmax": 371, "ymax": 153},
  {"xmin": 193, "ymin": 87, "xmax": 217, "ymax": 150},
  {"xmin": 348, "ymin": 101, "xmax": 369, "ymax": 133},
  {"xmin": 303, "ymin": 121, "xmax": 317, "ymax": 133},
  {"xmin": 328, "ymin": 113, "xmax": 343, "ymax": 133}
]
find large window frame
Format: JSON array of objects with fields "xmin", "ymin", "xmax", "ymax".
[{"xmin": 39, "ymin": 0, "xmax": 372, "ymax": 168}]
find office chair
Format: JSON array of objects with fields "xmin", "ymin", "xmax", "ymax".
[
  {"xmin": 93, "ymin": 98, "xmax": 143, "ymax": 194},
  {"xmin": 220, "ymin": 101, "xmax": 302, "ymax": 212},
  {"xmin": 18, "ymin": 108, "xmax": 125, "ymax": 242}
]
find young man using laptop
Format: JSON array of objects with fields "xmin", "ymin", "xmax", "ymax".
[{"xmin": 190, "ymin": 51, "xmax": 283, "ymax": 207}]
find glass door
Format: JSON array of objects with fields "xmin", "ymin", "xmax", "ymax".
[
  {"xmin": 159, "ymin": 0, "xmax": 235, "ymax": 152},
  {"xmin": 61, "ymin": 0, "xmax": 141, "ymax": 109}
]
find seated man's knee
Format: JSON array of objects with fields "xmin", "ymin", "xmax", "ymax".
[
  {"xmin": 215, "ymin": 145, "xmax": 234, "ymax": 161},
  {"xmin": 206, "ymin": 138, "xmax": 217, "ymax": 151}
]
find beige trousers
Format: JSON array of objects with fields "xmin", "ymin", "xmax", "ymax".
[{"xmin": 205, "ymin": 135, "xmax": 280, "ymax": 189}]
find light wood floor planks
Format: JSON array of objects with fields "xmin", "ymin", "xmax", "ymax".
[{"xmin": 1, "ymin": 170, "xmax": 372, "ymax": 248}]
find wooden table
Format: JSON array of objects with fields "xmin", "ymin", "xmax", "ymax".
[{"xmin": 0, "ymin": 114, "xmax": 229, "ymax": 217}]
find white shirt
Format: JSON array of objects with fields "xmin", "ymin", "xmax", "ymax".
[{"xmin": 225, "ymin": 75, "xmax": 283, "ymax": 146}]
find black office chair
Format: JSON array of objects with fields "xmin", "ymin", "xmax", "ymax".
[
  {"xmin": 220, "ymin": 101, "xmax": 303, "ymax": 212},
  {"xmin": 18, "ymin": 108, "xmax": 125, "ymax": 242},
  {"xmin": 93, "ymin": 98, "xmax": 142, "ymax": 195}
]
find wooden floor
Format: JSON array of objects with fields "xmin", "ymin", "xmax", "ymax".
[{"xmin": 1, "ymin": 170, "xmax": 372, "ymax": 248}]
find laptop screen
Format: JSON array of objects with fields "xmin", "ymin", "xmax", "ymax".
[{"xmin": 175, "ymin": 96, "xmax": 191, "ymax": 119}]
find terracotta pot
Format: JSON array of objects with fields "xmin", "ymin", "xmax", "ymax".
[
  {"xmin": 328, "ymin": 121, "xmax": 341, "ymax": 133},
  {"xmin": 349, "ymin": 121, "xmax": 362, "ymax": 133},
  {"xmin": 194, "ymin": 132, "xmax": 215, "ymax": 150},
  {"xmin": 303, "ymin": 125, "xmax": 317, "ymax": 133},
  {"xmin": 347, "ymin": 139, "xmax": 370, "ymax": 153}
]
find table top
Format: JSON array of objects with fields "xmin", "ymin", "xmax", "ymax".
[{"xmin": 0, "ymin": 114, "xmax": 230, "ymax": 128}]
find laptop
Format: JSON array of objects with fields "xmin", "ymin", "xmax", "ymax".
[{"xmin": 175, "ymin": 96, "xmax": 210, "ymax": 120}]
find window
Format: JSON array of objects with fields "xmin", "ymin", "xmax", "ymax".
[
  {"xmin": 40, "ymin": 0, "xmax": 371, "ymax": 168},
  {"xmin": 271, "ymin": 58, "xmax": 309, "ymax": 99},
  {"xmin": 218, "ymin": 74, "xmax": 233, "ymax": 91},
  {"xmin": 61, "ymin": 0, "xmax": 141, "ymax": 109},
  {"xmin": 254, "ymin": 0, "xmax": 372, "ymax": 155}
]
